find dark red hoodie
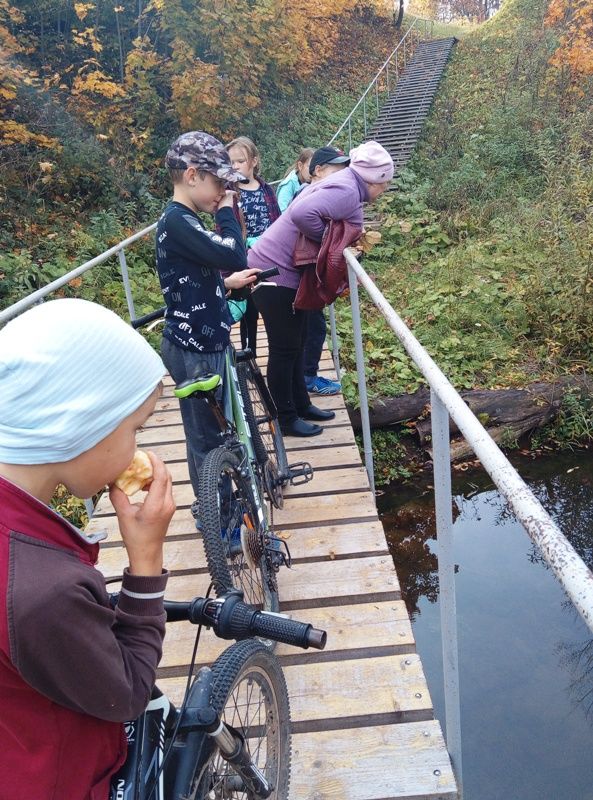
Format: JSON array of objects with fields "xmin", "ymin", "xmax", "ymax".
[{"xmin": 0, "ymin": 476, "xmax": 168, "ymax": 800}]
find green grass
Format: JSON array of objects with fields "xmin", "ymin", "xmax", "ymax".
[{"xmin": 335, "ymin": 0, "xmax": 593, "ymax": 439}]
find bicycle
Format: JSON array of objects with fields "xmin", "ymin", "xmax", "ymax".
[
  {"xmin": 132, "ymin": 273, "xmax": 313, "ymax": 613},
  {"xmin": 108, "ymin": 589, "xmax": 326, "ymax": 800}
]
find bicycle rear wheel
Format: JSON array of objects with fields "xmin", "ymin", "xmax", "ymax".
[
  {"xmin": 237, "ymin": 361, "xmax": 288, "ymax": 510},
  {"xmin": 184, "ymin": 639, "xmax": 291, "ymax": 800},
  {"xmin": 197, "ymin": 447, "xmax": 279, "ymax": 612}
]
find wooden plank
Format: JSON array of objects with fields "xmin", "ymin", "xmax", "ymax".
[
  {"xmin": 97, "ymin": 519, "xmax": 389, "ymax": 578},
  {"xmin": 140, "ymin": 405, "xmax": 350, "ymax": 430},
  {"xmin": 273, "ymin": 490, "xmax": 378, "ymax": 527},
  {"xmin": 89, "ymin": 505, "xmax": 195, "ymax": 540},
  {"xmin": 158, "ymin": 653, "xmax": 432, "ymax": 721},
  {"xmin": 283, "ymin": 426, "xmax": 357, "ymax": 450},
  {"xmin": 154, "ymin": 391, "xmax": 346, "ymax": 415},
  {"xmin": 273, "ymin": 520, "xmax": 387, "ymax": 560},
  {"xmin": 290, "ymin": 722, "xmax": 458, "ymax": 800},
  {"xmin": 103, "ymin": 429, "xmax": 356, "ymax": 466},
  {"xmin": 96, "ymin": 466, "xmax": 368, "ymax": 511},
  {"xmin": 137, "ymin": 409, "xmax": 352, "ymax": 440},
  {"xmin": 158, "ymin": 360, "xmax": 341, "ymax": 396},
  {"xmin": 158, "ymin": 557, "xmax": 399, "ymax": 607}
]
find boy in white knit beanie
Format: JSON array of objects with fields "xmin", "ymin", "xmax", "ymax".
[{"xmin": 0, "ymin": 299, "xmax": 175, "ymax": 800}]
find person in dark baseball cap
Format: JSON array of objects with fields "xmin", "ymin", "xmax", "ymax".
[{"xmin": 308, "ymin": 146, "xmax": 350, "ymax": 181}]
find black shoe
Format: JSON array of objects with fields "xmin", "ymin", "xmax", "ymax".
[
  {"xmin": 281, "ymin": 418, "xmax": 323, "ymax": 437},
  {"xmin": 300, "ymin": 404, "xmax": 336, "ymax": 422}
]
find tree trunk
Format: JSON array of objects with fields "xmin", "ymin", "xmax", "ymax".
[
  {"xmin": 347, "ymin": 375, "xmax": 593, "ymax": 462},
  {"xmin": 394, "ymin": 0, "xmax": 405, "ymax": 29}
]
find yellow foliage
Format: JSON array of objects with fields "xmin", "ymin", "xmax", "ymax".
[
  {"xmin": 546, "ymin": 0, "xmax": 593, "ymax": 81},
  {"xmin": 72, "ymin": 69, "xmax": 125, "ymax": 98},
  {"xmin": 74, "ymin": 2, "xmax": 95, "ymax": 21},
  {"xmin": 72, "ymin": 27, "xmax": 103, "ymax": 53},
  {"xmin": 0, "ymin": 119, "xmax": 59, "ymax": 149}
]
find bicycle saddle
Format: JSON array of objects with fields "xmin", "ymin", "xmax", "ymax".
[{"xmin": 174, "ymin": 372, "xmax": 221, "ymax": 398}]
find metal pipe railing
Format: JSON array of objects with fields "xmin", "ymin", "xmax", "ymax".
[
  {"xmin": 0, "ymin": 223, "xmax": 157, "ymax": 325},
  {"xmin": 344, "ymin": 248, "xmax": 593, "ymax": 632},
  {"xmin": 340, "ymin": 246, "xmax": 593, "ymax": 792}
]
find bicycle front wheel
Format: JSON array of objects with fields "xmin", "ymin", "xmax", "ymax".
[
  {"xmin": 237, "ymin": 361, "xmax": 288, "ymax": 509},
  {"xmin": 197, "ymin": 447, "xmax": 279, "ymax": 611},
  {"xmin": 184, "ymin": 639, "xmax": 291, "ymax": 800}
]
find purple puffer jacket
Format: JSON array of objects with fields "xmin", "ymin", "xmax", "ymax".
[{"xmin": 247, "ymin": 167, "xmax": 369, "ymax": 290}]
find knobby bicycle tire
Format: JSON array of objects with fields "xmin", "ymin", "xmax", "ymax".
[
  {"xmin": 197, "ymin": 446, "xmax": 279, "ymax": 612},
  {"xmin": 237, "ymin": 361, "xmax": 288, "ymax": 510},
  {"xmin": 182, "ymin": 639, "xmax": 291, "ymax": 800}
]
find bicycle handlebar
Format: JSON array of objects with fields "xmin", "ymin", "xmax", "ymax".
[
  {"xmin": 131, "ymin": 306, "xmax": 166, "ymax": 330},
  {"xmin": 164, "ymin": 591, "xmax": 327, "ymax": 650}
]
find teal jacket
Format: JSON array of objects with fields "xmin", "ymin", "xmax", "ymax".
[{"xmin": 276, "ymin": 170, "xmax": 304, "ymax": 213}]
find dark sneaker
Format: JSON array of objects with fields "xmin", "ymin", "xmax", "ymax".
[
  {"xmin": 280, "ymin": 418, "xmax": 323, "ymax": 437},
  {"xmin": 300, "ymin": 404, "xmax": 336, "ymax": 421}
]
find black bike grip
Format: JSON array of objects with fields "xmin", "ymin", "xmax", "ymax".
[
  {"xmin": 224, "ymin": 602, "xmax": 327, "ymax": 650},
  {"xmin": 250, "ymin": 611, "xmax": 326, "ymax": 650},
  {"xmin": 130, "ymin": 306, "xmax": 166, "ymax": 329}
]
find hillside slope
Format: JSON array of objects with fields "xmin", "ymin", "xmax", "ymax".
[{"xmin": 337, "ymin": 0, "xmax": 593, "ymax": 450}]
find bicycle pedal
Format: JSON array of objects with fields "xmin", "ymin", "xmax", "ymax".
[{"xmin": 287, "ymin": 461, "xmax": 314, "ymax": 486}]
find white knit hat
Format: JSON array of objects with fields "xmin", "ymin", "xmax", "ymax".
[
  {"xmin": 0, "ymin": 299, "xmax": 165, "ymax": 464},
  {"xmin": 349, "ymin": 140, "xmax": 394, "ymax": 184}
]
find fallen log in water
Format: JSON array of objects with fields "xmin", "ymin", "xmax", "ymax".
[{"xmin": 347, "ymin": 375, "xmax": 592, "ymax": 462}]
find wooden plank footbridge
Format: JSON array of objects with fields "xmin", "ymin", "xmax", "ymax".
[
  {"xmin": 90, "ymin": 328, "xmax": 457, "ymax": 800},
  {"xmin": 84, "ymin": 25, "xmax": 461, "ymax": 800}
]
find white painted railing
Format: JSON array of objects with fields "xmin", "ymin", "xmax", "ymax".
[{"xmin": 341, "ymin": 248, "xmax": 593, "ymax": 798}]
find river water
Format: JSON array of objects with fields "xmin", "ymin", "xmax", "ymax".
[{"xmin": 378, "ymin": 450, "xmax": 593, "ymax": 800}]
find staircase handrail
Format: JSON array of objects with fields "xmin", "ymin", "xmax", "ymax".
[{"xmin": 327, "ymin": 15, "xmax": 431, "ymax": 146}]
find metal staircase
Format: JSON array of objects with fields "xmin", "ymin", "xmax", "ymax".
[{"xmin": 366, "ymin": 37, "xmax": 457, "ymax": 174}]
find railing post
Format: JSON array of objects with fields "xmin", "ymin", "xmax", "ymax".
[
  {"xmin": 117, "ymin": 248, "xmax": 137, "ymax": 321},
  {"xmin": 386, "ymin": 62, "xmax": 390, "ymax": 94},
  {"xmin": 375, "ymin": 80, "xmax": 379, "ymax": 114},
  {"xmin": 347, "ymin": 261, "xmax": 375, "ymax": 496},
  {"xmin": 363, "ymin": 94, "xmax": 367, "ymax": 138},
  {"xmin": 348, "ymin": 118, "xmax": 353, "ymax": 152},
  {"xmin": 430, "ymin": 391, "xmax": 463, "ymax": 797},
  {"xmin": 328, "ymin": 303, "xmax": 341, "ymax": 379}
]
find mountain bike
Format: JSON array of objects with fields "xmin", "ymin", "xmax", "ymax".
[
  {"xmin": 108, "ymin": 588, "xmax": 326, "ymax": 799},
  {"xmin": 132, "ymin": 273, "xmax": 313, "ymax": 612}
]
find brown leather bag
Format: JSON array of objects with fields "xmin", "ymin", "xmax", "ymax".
[{"xmin": 294, "ymin": 219, "xmax": 362, "ymax": 310}]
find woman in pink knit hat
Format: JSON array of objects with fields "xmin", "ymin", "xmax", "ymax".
[{"xmin": 248, "ymin": 140, "xmax": 394, "ymax": 437}]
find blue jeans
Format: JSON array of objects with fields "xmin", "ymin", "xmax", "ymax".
[
  {"xmin": 161, "ymin": 338, "xmax": 231, "ymax": 497},
  {"xmin": 303, "ymin": 309, "xmax": 327, "ymax": 378}
]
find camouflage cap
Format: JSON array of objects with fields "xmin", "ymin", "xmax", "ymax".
[{"xmin": 165, "ymin": 131, "xmax": 246, "ymax": 183}]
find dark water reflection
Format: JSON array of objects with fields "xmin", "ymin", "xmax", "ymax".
[{"xmin": 378, "ymin": 450, "xmax": 593, "ymax": 800}]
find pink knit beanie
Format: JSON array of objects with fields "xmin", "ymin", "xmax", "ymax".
[{"xmin": 349, "ymin": 140, "xmax": 394, "ymax": 184}]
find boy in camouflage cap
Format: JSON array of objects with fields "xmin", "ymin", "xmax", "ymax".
[{"xmin": 157, "ymin": 131, "xmax": 260, "ymax": 497}]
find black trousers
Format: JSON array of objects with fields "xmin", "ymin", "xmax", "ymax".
[
  {"xmin": 240, "ymin": 295, "xmax": 259, "ymax": 357},
  {"xmin": 252, "ymin": 285, "xmax": 311, "ymax": 425},
  {"xmin": 303, "ymin": 309, "xmax": 327, "ymax": 378}
]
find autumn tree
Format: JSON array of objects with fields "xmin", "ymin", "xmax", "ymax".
[{"xmin": 546, "ymin": 0, "xmax": 593, "ymax": 85}]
